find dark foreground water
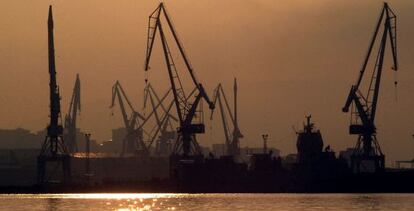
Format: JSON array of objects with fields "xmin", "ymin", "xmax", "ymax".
[{"xmin": 0, "ymin": 193, "xmax": 413, "ymax": 210}]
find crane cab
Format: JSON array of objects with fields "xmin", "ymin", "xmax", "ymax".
[{"xmin": 178, "ymin": 124, "xmax": 205, "ymax": 134}]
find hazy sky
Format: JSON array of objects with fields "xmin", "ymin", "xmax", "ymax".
[{"xmin": 1, "ymin": 0, "xmax": 414, "ymax": 164}]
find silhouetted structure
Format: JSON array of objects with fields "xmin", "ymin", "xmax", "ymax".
[
  {"xmin": 37, "ymin": 6, "xmax": 71, "ymax": 185},
  {"xmin": 395, "ymin": 160, "xmax": 414, "ymax": 169},
  {"xmin": 0, "ymin": 128, "xmax": 42, "ymax": 149},
  {"xmin": 64, "ymin": 74, "xmax": 81, "ymax": 153},
  {"xmin": 342, "ymin": 2, "xmax": 398, "ymax": 173},
  {"xmin": 110, "ymin": 81, "xmax": 147, "ymax": 156},
  {"xmin": 211, "ymin": 79, "xmax": 243, "ymax": 157},
  {"xmin": 262, "ymin": 134, "xmax": 269, "ymax": 154},
  {"xmin": 2, "ymin": 1, "xmax": 414, "ymax": 194},
  {"xmin": 143, "ymin": 84, "xmax": 177, "ymax": 157},
  {"xmin": 296, "ymin": 115, "xmax": 324, "ymax": 164},
  {"xmin": 145, "ymin": 3, "xmax": 215, "ymax": 157}
]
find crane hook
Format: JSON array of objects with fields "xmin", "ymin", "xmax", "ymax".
[
  {"xmin": 394, "ymin": 71, "xmax": 398, "ymax": 102},
  {"xmin": 145, "ymin": 71, "xmax": 149, "ymax": 85}
]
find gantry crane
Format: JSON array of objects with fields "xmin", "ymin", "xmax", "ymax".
[
  {"xmin": 144, "ymin": 3, "xmax": 215, "ymax": 157},
  {"xmin": 37, "ymin": 6, "xmax": 71, "ymax": 185},
  {"xmin": 64, "ymin": 74, "xmax": 81, "ymax": 153},
  {"xmin": 342, "ymin": 2, "xmax": 398, "ymax": 173},
  {"xmin": 111, "ymin": 81, "xmax": 148, "ymax": 156},
  {"xmin": 211, "ymin": 79, "xmax": 243, "ymax": 156},
  {"xmin": 144, "ymin": 84, "xmax": 177, "ymax": 156}
]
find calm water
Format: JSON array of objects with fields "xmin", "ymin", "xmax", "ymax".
[{"xmin": 0, "ymin": 193, "xmax": 413, "ymax": 210}]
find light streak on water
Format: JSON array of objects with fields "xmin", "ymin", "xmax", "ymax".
[{"xmin": 0, "ymin": 193, "xmax": 413, "ymax": 210}]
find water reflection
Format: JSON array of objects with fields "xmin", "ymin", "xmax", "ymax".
[
  {"xmin": 0, "ymin": 193, "xmax": 413, "ymax": 210},
  {"xmin": 349, "ymin": 195, "xmax": 382, "ymax": 210},
  {"xmin": 104, "ymin": 196, "xmax": 177, "ymax": 211},
  {"xmin": 47, "ymin": 198, "xmax": 59, "ymax": 211}
]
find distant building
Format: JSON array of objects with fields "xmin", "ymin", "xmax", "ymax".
[
  {"xmin": 339, "ymin": 148, "xmax": 354, "ymax": 167},
  {"xmin": 208, "ymin": 143, "xmax": 281, "ymax": 158},
  {"xmin": 240, "ymin": 147, "xmax": 281, "ymax": 158},
  {"xmin": 395, "ymin": 159, "xmax": 414, "ymax": 169},
  {"xmin": 212, "ymin": 144, "xmax": 226, "ymax": 157},
  {"xmin": 0, "ymin": 128, "xmax": 43, "ymax": 149},
  {"xmin": 199, "ymin": 146, "xmax": 211, "ymax": 157},
  {"xmin": 283, "ymin": 153, "xmax": 297, "ymax": 164},
  {"xmin": 0, "ymin": 149, "xmax": 39, "ymax": 186},
  {"xmin": 339, "ymin": 147, "xmax": 377, "ymax": 172},
  {"xmin": 74, "ymin": 129, "xmax": 99, "ymax": 153},
  {"xmin": 98, "ymin": 127, "xmax": 126, "ymax": 153},
  {"xmin": 0, "ymin": 127, "xmax": 99, "ymax": 153}
]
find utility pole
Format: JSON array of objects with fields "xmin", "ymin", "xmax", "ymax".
[
  {"xmin": 412, "ymin": 135, "xmax": 414, "ymax": 168},
  {"xmin": 262, "ymin": 134, "xmax": 269, "ymax": 154},
  {"xmin": 85, "ymin": 133, "xmax": 91, "ymax": 184}
]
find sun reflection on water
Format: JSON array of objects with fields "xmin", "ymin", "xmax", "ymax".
[
  {"xmin": 10, "ymin": 193, "xmax": 182, "ymax": 210},
  {"xmin": 104, "ymin": 195, "xmax": 176, "ymax": 211},
  {"xmin": 78, "ymin": 193, "xmax": 179, "ymax": 210},
  {"xmin": 1, "ymin": 193, "xmax": 414, "ymax": 210}
]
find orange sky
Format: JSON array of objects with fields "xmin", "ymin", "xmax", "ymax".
[{"xmin": 1, "ymin": 0, "xmax": 414, "ymax": 164}]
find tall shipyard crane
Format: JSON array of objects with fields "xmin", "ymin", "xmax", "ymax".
[
  {"xmin": 211, "ymin": 79, "xmax": 243, "ymax": 156},
  {"xmin": 144, "ymin": 3, "xmax": 214, "ymax": 157},
  {"xmin": 64, "ymin": 74, "xmax": 81, "ymax": 153},
  {"xmin": 144, "ymin": 84, "xmax": 177, "ymax": 156},
  {"xmin": 342, "ymin": 3, "xmax": 398, "ymax": 173},
  {"xmin": 111, "ymin": 81, "xmax": 148, "ymax": 156},
  {"xmin": 37, "ymin": 6, "xmax": 71, "ymax": 185}
]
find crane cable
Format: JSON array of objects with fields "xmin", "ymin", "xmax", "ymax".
[
  {"xmin": 394, "ymin": 70, "xmax": 398, "ymax": 102},
  {"xmin": 144, "ymin": 69, "xmax": 149, "ymax": 85}
]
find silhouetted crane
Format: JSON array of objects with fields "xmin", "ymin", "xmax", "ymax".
[
  {"xmin": 110, "ymin": 81, "xmax": 148, "ymax": 156},
  {"xmin": 342, "ymin": 2, "xmax": 398, "ymax": 173},
  {"xmin": 143, "ymin": 84, "xmax": 177, "ymax": 156},
  {"xmin": 211, "ymin": 79, "xmax": 243, "ymax": 156},
  {"xmin": 64, "ymin": 74, "xmax": 81, "ymax": 153},
  {"xmin": 37, "ymin": 6, "xmax": 71, "ymax": 185},
  {"xmin": 144, "ymin": 3, "xmax": 214, "ymax": 157}
]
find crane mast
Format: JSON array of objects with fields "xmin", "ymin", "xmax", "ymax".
[
  {"xmin": 37, "ymin": 6, "xmax": 71, "ymax": 185},
  {"xmin": 211, "ymin": 79, "xmax": 243, "ymax": 156},
  {"xmin": 44, "ymin": 6, "xmax": 66, "ymax": 155},
  {"xmin": 342, "ymin": 2, "xmax": 398, "ymax": 173},
  {"xmin": 144, "ymin": 3, "xmax": 214, "ymax": 157},
  {"xmin": 232, "ymin": 78, "xmax": 243, "ymax": 155},
  {"xmin": 64, "ymin": 74, "xmax": 81, "ymax": 153},
  {"xmin": 111, "ymin": 81, "xmax": 147, "ymax": 156}
]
